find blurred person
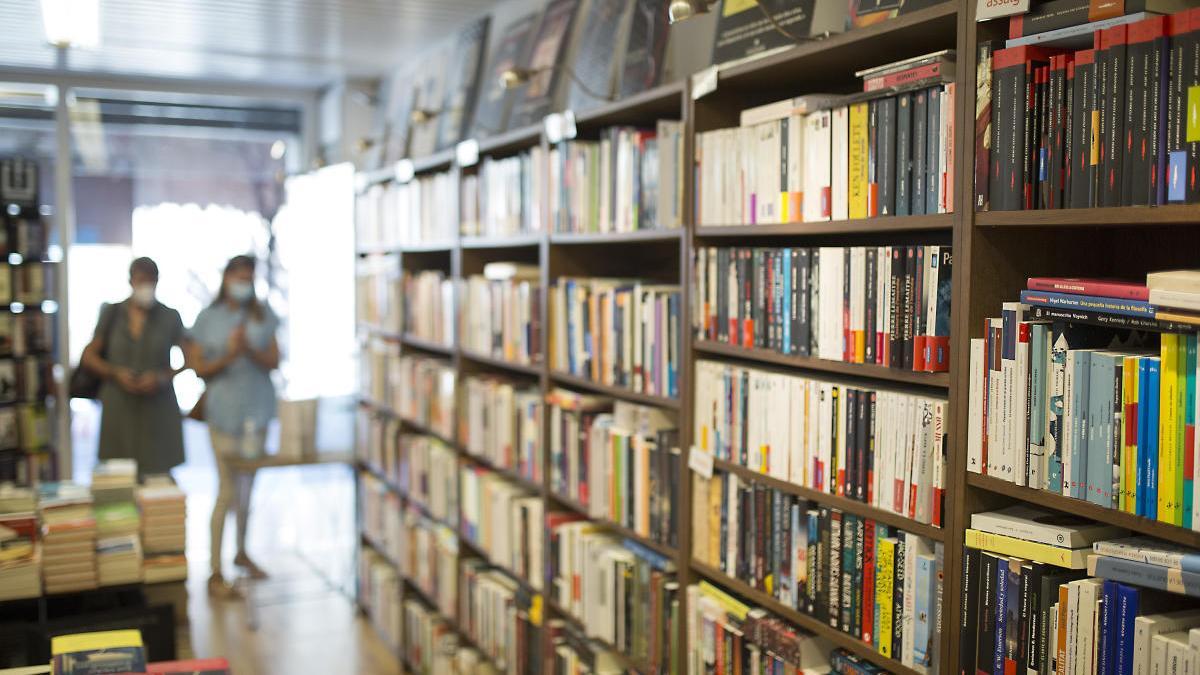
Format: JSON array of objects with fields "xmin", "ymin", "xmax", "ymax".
[
  {"xmin": 187, "ymin": 255, "xmax": 280, "ymax": 594},
  {"xmin": 80, "ymin": 256, "xmax": 186, "ymax": 478}
]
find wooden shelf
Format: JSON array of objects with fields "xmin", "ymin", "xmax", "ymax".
[
  {"xmin": 694, "ymin": 213, "xmax": 953, "ymax": 238},
  {"xmin": 459, "ymin": 349, "xmax": 543, "ymax": 377},
  {"xmin": 356, "ymin": 244, "xmax": 400, "ymax": 256},
  {"xmin": 400, "ymin": 333, "xmax": 454, "ymax": 356},
  {"xmin": 456, "ymin": 534, "xmax": 542, "ymax": 597},
  {"xmin": 713, "ymin": 457, "xmax": 945, "ymax": 541},
  {"xmin": 459, "ymin": 451, "xmax": 543, "ymax": 495},
  {"xmin": 359, "ymin": 324, "xmax": 403, "ymax": 342},
  {"xmin": 356, "ymin": 461, "xmax": 404, "ymax": 496},
  {"xmin": 694, "ymin": 340, "xmax": 951, "ymax": 389},
  {"xmin": 975, "ymin": 204, "xmax": 1200, "ymax": 228},
  {"xmin": 400, "ymin": 241, "xmax": 456, "ymax": 253},
  {"xmin": 967, "ymin": 473, "xmax": 1200, "ymax": 549},
  {"xmin": 359, "ymin": 532, "xmax": 402, "ymax": 570},
  {"xmin": 549, "ymin": 370, "xmax": 680, "ymax": 409},
  {"xmin": 549, "ymin": 228, "xmax": 682, "ymax": 245},
  {"xmin": 460, "ymin": 233, "xmax": 543, "ymax": 249},
  {"xmin": 398, "ymin": 417, "xmax": 459, "ymax": 449},
  {"xmin": 476, "ymin": 123, "xmax": 543, "ymax": 158},
  {"xmin": 545, "ymin": 599, "xmax": 658, "ymax": 674},
  {"xmin": 713, "ymin": 2, "xmax": 958, "ymax": 92},
  {"xmin": 572, "ymin": 81, "xmax": 686, "ymax": 129},
  {"xmin": 689, "ymin": 560, "xmax": 927, "ymax": 675},
  {"xmin": 412, "ymin": 148, "xmax": 455, "ymax": 175},
  {"xmin": 547, "ymin": 492, "xmax": 680, "ymax": 560}
]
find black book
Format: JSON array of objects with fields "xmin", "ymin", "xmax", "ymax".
[
  {"xmin": 1036, "ymin": 64, "xmax": 1051, "ymax": 210},
  {"xmin": 888, "ymin": 246, "xmax": 905, "ymax": 369},
  {"xmin": 865, "ymin": 392, "xmax": 877, "ymax": 501},
  {"xmin": 927, "ymin": 85, "xmax": 942, "ymax": 214},
  {"xmin": 773, "ymin": 250, "xmax": 784, "ymax": 352},
  {"xmin": 1062, "ymin": 54, "xmax": 1075, "ymax": 209},
  {"xmin": 796, "ymin": 248, "xmax": 812, "ymax": 357},
  {"xmin": 1125, "ymin": 20, "xmax": 1149, "ymax": 206},
  {"xmin": 1149, "ymin": 17, "xmax": 1169, "ymax": 205},
  {"xmin": 911, "ymin": 246, "xmax": 926, "ymax": 353},
  {"xmin": 753, "ymin": 249, "xmax": 765, "ymax": 349},
  {"xmin": 1008, "ymin": 0, "xmax": 1089, "ymax": 38},
  {"xmin": 1071, "ymin": 49, "xmax": 1097, "ymax": 208},
  {"xmin": 1047, "ymin": 56, "xmax": 1065, "ymax": 209},
  {"xmin": 827, "ymin": 510, "xmax": 842, "ymax": 628},
  {"xmin": 850, "ymin": 516, "xmax": 865, "ymax": 638},
  {"xmin": 868, "ymin": 100, "xmax": 879, "ymax": 217},
  {"xmin": 896, "ymin": 92, "xmax": 913, "ymax": 216},
  {"xmin": 740, "ymin": 248, "xmax": 752, "ymax": 348},
  {"xmin": 1021, "ymin": 63, "xmax": 1038, "ymax": 209},
  {"xmin": 840, "ymin": 513, "xmax": 855, "ymax": 633},
  {"xmin": 845, "ymin": 390, "xmax": 858, "ymax": 499},
  {"xmin": 815, "ymin": 506, "xmax": 830, "ymax": 622},
  {"xmin": 864, "ymin": 247, "xmax": 877, "ymax": 365},
  {"xmin": 809, "ymin": 249, "xmax": 820, "ymax": 356},
  {"xmin": 855, "ymin": 387, "xmax": 869, "ymax": 501},
  {"xmin": 1017, "ymin": 561, "xmax": 1035, "ymax": 675},
  {"xmin": 878, "ymin": 97, "xmax": 898, "ymax": 216},
  {"xmin": 617, "ymin": 0, "xmax": 669, "ymax": 99},
  {"xmin": 977, "ymin": 552, "xmax": 999, "ymax": 675},
  {"xmin": 901, "ymin": 246, "xmax": 916, "ymax": 371},
  {"xmin": 958, "ymin": 548, "xmax": 982, "ymax": 675},
  {"xmin": 912, "ymin": 88, "xmax": 928, "ymax": 215},
  {"xmin": 991, "ymin": 47, "xmax": 1020, "ymax": 210},
  {"xmin": 1101, "ymin": 25, "xmax": 1128, "ymax": 207}
]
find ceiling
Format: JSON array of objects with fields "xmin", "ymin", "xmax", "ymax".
[{"xmin": 0, "ymin": 0, "xmax": 503, "ymax": 88}]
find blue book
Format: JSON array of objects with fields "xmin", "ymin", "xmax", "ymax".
[
  {"xmin": 914, "ymin": 553, "xmax": 936, "ymax": 668},
  {"xmin": 564, "ymin": 279, "xmax": 577, "ymax": 374},
  {"xmin": 1098, "ymin": 580, "xmax": 1117, "ymax": 675},
  {"xmin": 781, "ymin": 248, "xmax": 792, "ymax": 355},
  {"xmin": 1145, "ymin": 358, "xmax": 1162, "ymax": 520},
  {"xmin": 1088, "ymin": 353, "xmax": 1118, "ymax": 506},
  {"xmin": 1092, "ymin": 554, "xmax": 1200, "ymax": 598},
  {"xmin": 1069, "ymin": 350, "xmax": 1094, "ymax": 500},
  {"xmin": 621, "ymin": 538, "xmax": 674, "ymax": 571},
  {"xmin": 1019, "ymin": 289, "xmax": 1156, "ymax": 318},
  {"xmin": 1137, "ymin": 357, "xmax": 1152, "ymax": 516},
  {"xmin": 1114, "ymin": 582, "xmax": 1140, "ymax": 675},
  {"xmin": 806, "ymin": 509, "xmax": 819, "ymax": 615},
  {"xmin": 994, "ymin": 560, "xmax": 1007, "ymax": 675},
  {"xmin": 1185, "ymin": 335, "xmax": 1197, "ymax": 530}
]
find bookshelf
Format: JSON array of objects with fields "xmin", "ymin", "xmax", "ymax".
[{"xmin": 355, "ymin": 3, "xmax": 968, "ymax": 673}]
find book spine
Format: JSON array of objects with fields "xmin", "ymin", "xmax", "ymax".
[
  {"xmin": 879, "ymin": 97, "xmax": 897, "ymax": 216},
  {"xmin": 899, "ymin": 92, "xmax": 914, "ymax": 216},
  {"xmin": 912, "ymin": 89, "xmax": 928, "ymax": 215}
]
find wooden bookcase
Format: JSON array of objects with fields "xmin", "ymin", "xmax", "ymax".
[{"xmin": 351, "ymin": 3, "xmax": 1015, "ymax": 672}]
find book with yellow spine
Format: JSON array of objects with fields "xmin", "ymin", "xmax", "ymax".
[
  {"xmin": 847, "ymin": 102, "xmax": 869, "ymax": 219},
  {"xmin": 964, "ymin": 529, "xmax": 1089, "ymax": 569},
  {"xmin": 1161, "ymin": 334, "xmax": 1181, "ymax": 525},
  {"xmin": 1123, "ymin": 355, "xmax": 1140, "ymax": 514},
  {"xmin": 877, "ymin": 536, "xmax": 896, "ymax": 658}
]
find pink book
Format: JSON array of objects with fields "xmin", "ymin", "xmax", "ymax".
[
  {"xmin": 1026, "ymin": 277, "xmax": 1149, "ymax": 300},
  {"xmin": 147, "ymin": 658, "xmax": 231, "ymax": 674}
]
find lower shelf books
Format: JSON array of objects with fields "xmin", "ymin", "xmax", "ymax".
[
  {"xmin": 401, "ymin": 433, "xmax": 459, "ymax": 525},
  {"xmin": 402, "ymin": 596, "xmax": 476, "ymax": 674},
  {"xmin": 360, "ymin": 547, "xmax": 402, "ymax": 650},
  {"xmin": 458, "ymin": 558, "xmax": 543, "ymax": 675},
  {"xmin": 687, "ymin": 581, "xmax": 834, "ymax": 674},
  {"xmin": 694, "ymin": 245, "xmax": 952, "ymax": 372},
  {"xmin": 360, "ymin": 472, "xmax": 403, "ymax": 564},
  {"xmin": 547, "ymin": 519, "xmax": 678, "ymax": 671},
  {"xmin": 548, "ymin": 620, "xmax": 638, "ymax": 675},
  {"xmin": 357, "ymin": 411, "xmax": 401, "ymax": 483},
  {"xmin": 691, "ymin": 470, "xmax": 944, "ymax": 671},
  {"xmin": 458, "ymin": 467, "xmax": 543, "ymax": 591},
  {"xmin": 356, "ymin": 254, "xmax": 399, "ymax": 333},
  {"xmin": 400, "ymin": 508, "xmax": 458, "ymax": 619},
  {"xmin": 459, "ymin": 374, "xmax": 543, "ymax": 484},
  {"xmin": 548, "ymin": 390, "xmax": 681, "ymax": 548},
  {"xmin": 0, "ymin": 510, "xmax": 38, "ymax": 600},
  {"xmin": 694, "ymin": 359, "xmax": 948, "ymax": 527},
  {"xmin": 966, "ymin": 300, "xmax": 1200, "ymax": 529},
  {"xmin": 460, "ymin": 264, "xmax": 541, "ymax": 365},
  {"xmin": 549, "ymin": 277, "xmax": 680, "ymax": 399},
  {"xmin": 403, "ymin": 269, "xmax": 454, "ymax": 347},
  {"xmin": 393, "ymin": 355, "xmax": 456, "ymax": 440}
]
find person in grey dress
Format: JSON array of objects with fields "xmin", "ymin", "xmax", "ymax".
[{"xmin": 80, "ymin": 257, "xmax": 186, "ymax": 478}]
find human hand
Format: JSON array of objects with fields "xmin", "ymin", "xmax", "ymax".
[
  {"xmin": 226, "ymin": 325, "xmax": 247, "ymax": 356},
  {"xmin": 113, "ymin": 368, "xmax": 142, "ymax": 394},
  {"xmin": 134, "ymin": 371, "xmax": 163, "ymax": 395}
]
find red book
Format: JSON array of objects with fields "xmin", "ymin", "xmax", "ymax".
[
  {"xmin": 863, "ymin": 61, "xmax": 951, "ymax": 92},
  {"xmin": 147, "ymin": 659, "xmax": 231, "ymax": 674},
  {"xmin": 1026, "ymin": 276, "xmax": 1150, "ymax": 300}
]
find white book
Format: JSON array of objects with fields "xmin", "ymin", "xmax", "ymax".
[
  {"xmin": 830, "ymin": 107, "xmax": 850, "ymax": 221},
  {"xmin": 817, "ymin": 248, "xmax": 844, "ymax": 361},
  {"xmin": 726, "ymin": 472, "xmax": 740, "ymax": 571},
  {"xmin": 807, "ymin": 380, "xmax": 820, "ymax": 490},
  {"xmin": 818, "ymin": 383, "xmax": 833, "ymax": 493},
  {"xmin": 803, "ymin": 111, "xmax": 831, "ymax": 222},
  {"xmin": 914, "ymin": 398, "xmax": 936, "ymax": 524},
  {"xmin": 1188, "ymin": 628, "xmax": 1200, "ymax": 675},
  {"xmin": 1063, "ymin": 348, "xmax": 1078, "ymax": 497},
  {"xmin": 986, "ymin": 317, "xmax": 1003, "ymax": 476},
  {"xmin": 1136, "ymin": 612, "xmax": 1200, "ymax": 675},
  {"xmin": 770, "ymin": 374, "xmax": 791, "ymax": 479},
  {"xmin": 1149, "ymin": 288, "xmax": 1200, "ymax": 313},
  {"xmin": 1169, "ymin": 635, "xmax": 1192, "ymax": 675},
  {"xmin": 968, "ymin": 338, "xmax": 986, "ymax": 473},
  {"xmin": 739, "ymin": 94, "xmax": 843, "ymax": 127},
  {"xmin": 787, "ymin": 113, "xmax": 805, "ymax": 223},
  {"xmin": 1156, "ymin": 632, "xmax": 1190, "ymax": 675},
  {"xmin": 1077, "ymin": 581, "xmax": 1101, "ymax": 675},
  {"xmin": 901, "ymin": 534, "xmax": 931, "ymax": 667},
  {"xmin": 850, "ymin": 247, "xmax": 865, "ymax": 362}
]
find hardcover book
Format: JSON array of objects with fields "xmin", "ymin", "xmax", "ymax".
[
  {"xmin": 710, "ymin": 0, "xmax": 848, "ymax": 67},
  {"xmin": 566, "ymin": 0, "xmax": 633, "ymax": 111},
  {"xmin": 435, "ymin": 17, "xmax": 491, "ymax": 151}
]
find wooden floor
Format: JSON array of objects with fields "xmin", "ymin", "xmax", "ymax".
[{"xmin": 172, "ymin": 449, "xmax": 401, "ymax": 675}]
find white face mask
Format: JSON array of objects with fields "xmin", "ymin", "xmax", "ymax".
[
  {"xmin": 132, "ymin": 284, "xmax": 156, "ymax": 308},
  {"xmin": 228, "ymin": 281, "xmax": 254, "ymax": 303}
]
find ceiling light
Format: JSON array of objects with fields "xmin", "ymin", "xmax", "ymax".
[
  {"xmin": 270, "ymin": 140, "xmax": 287, "ymax": 160},
  {"xmin": 40, "ymin": 0, "xmax": 100, "ymax": 48}
]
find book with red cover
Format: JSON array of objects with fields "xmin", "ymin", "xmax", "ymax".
[
  {"xmin": 146, "ymin": 658, "xmax": 231, "ymax": 674},
  {"xmin": 1026, "ymin": 277, "xmax": 1150, "ymax": 299}
]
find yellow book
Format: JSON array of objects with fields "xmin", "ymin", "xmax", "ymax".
[
  {"xmin": 52, "ymin": 629, "xmax": 145, "ymax": 674},
  {"xmin": 699, "ymin": 580, "xmax": 752, "ymax": 621},
  {"xmin": 847, "ymin": 102, "xmax": 869, "ymax": 219},
  {"xmin": 876, "ymin": 537, "xmax": 896, "ymax": 658},
  {"xmin": 1123, "ymin": 355, "xmax": 1140, "ymax": 514},
  {"xmin": 708, "ymin": 473, "xmax": 723, "ymax": 568},
  {"xmin": 1161, "ymin": 334, "xmax": 1181, "ymax": 524},
  {"xmin": 964, "ymin": 529, "xmax": 1089, "ymax": 569}
]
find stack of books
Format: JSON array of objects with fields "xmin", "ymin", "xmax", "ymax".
[
  {"xmin": 687, "ymin": 581, "xmax": 833, "ymax": 673},
  {"xmin": 459, "ymin": 375, "xmax": 542, "ymax": 484},
  {"xmin": 92, "ymin": 460, "xmax": 142, "ymax": 586},
  {"xmin": 461, "ymin": 148, "xmax": 548, "ymax": 239},
  {"xmin": 95, "ymin": 534, "xmax": 142, "ymax": 586},
  {"xmin": 0, "ymin": 505, "xmax": 39, "ymax": 601},
  {"xmin": 458, "ymin": 558, "xmax": 542, "ymax": 673},
  {"xmin": 694, "ymin": 244, "xmax": 953, "ymax": 372},
  {"xmin": 91, "ymin": 458, "xmax": 137, "ymax": 490},
  {"xmin": 137, "ymin": 481, "xmax": 187, "ymax": 584},
  {"xmin": 402, "ymin": 269, "xmax": 454, "ymax": 346},
  {"xmin": 38, "ymin": 482, "xmax": 97, "ymax": 593},
  {"xmin": 459, "ymin": 262, "xmax": 541, "ymax": 364},
  {"xmin": 51, "ymin": 629, "xmax": 146, "ymax": 675},
  {"xmin": 1148, "ymin": 269, "xmax": 1200, "ymax": 326}
]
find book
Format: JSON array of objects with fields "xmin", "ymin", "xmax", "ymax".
[
  {"xmin": 471, "ymin": 13, "xmax": 539, "ymax": 137},
  {"xmin": 969, "ymin": 504, "xmax": 1128, "ymax": 547},
  {"xmin": 507, "ymin": 0, "xmax": 585, "ymax": 130},
  {"xmin": 51, "ymin": 630, "xmax": 146, "ymax": 675},
  {"xmin": 1019, "ymin": 289, "xmax": 1157, "ymax": 318},
  {"xmin": 1090, "ymin": 553, "xmax": 1200, "ymax": 597},
  {"xmin": 616, "ymin": 0, "xmax": 670, "ymax": 99},
  {"xmin": 434, "ymin": 17, "xmax": 490, "ymax": 151},
  {"xmin": 1027, "ymin": 277, "xmax": 1151, "ymax": 300},
  {"xmin": 566, "ymin": 0, "xmax": 632, "ymax": 111},
  {"xmin": 965, "ymin": 528, "xmax": 1091, "ymax": 568},
  {"xmin": 710, "ymin": 0, "xmax": 847, "ymax": 67}
]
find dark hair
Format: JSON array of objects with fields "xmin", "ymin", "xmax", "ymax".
[
  {"xmin": 212, "ymin": 254, "xmax": 263, "ymax": 320},
  {"xmin": 129, "ymin": 257, "xmax": 159, "ymax": 281}
]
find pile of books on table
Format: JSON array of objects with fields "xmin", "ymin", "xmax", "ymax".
[
  {"xmin": 92, "ymin": 460, "xmax": 143, "ymax": 586},
  {"xmin": 38, "ymin": 482, "xmax": 97, "ymax": 593},
  {"xmin": 0, "ymin": 483, "xmax": 38, "ymax": 600},
  {"xmin": 137, "ymin": 478, "xmax": 187, "ymax": 584}
]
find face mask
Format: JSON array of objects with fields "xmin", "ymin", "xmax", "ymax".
[
  {"xmin": 228, "ymin": 281, "xmax": 254, "ymax": 303},
  {"xmin": 132, "ymin": 285, "xmax": 156, "ymax": 308}
]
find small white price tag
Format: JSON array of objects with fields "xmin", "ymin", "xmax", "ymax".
[
  {"xmin": 975, "ymin": 0, "xmax": 1029, "ymax": 21},
  {"xmin": 691, "ymin": 65, "xmax": 719, "ymax": 100},
  {"xmin": 394, "ymin": 159, "xmax": 415, "ymax": 184},
  {"xmin": 688, "ymin": 445, "xmax": 714, "ymax": 479},
  {"xmin": 456, "ymin": 138, "xmax": 480, "ymax": 168},
  {"xmin": 544, "ymin": 113, "xmax": 565, "ymax": 144},
  {"xmin": 561, "ymin": 109, "xmax": 578, "ymax": 140}
]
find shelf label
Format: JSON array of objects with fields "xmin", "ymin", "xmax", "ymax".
[
  {"xmin": 689, "ymin": 445, "xmax": 714, "ymax": 479},
  {"xmin": 691, "ymin": 65, "xmax": 719, "ymax": 100},
  {"xmin": 455, "ymin": 138, "xmax": 480, "ymax": 168},
  {"xmin": 544, "ymin": 113, "xmax": 565, "ymax": 144},
  {"xmin": 975, "ymin": 0, "xmax": 1028, "ymax": 21},
  {"xmin": 394, "ymin": 159, "xmax": 415, "ymax": 184}
]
